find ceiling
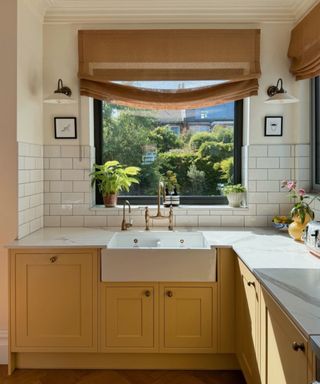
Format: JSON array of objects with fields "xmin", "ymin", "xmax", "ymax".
[{"xmin": 38, "ymin": 0, "xmax": 319, "ymax": 24}]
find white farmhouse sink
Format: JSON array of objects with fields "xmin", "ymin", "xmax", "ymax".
[
  {"xmin": 107, "ymin": 231, "xmax": 210, "ymax": 249},
  {"xmin": 101, "ymin": 231, "xmax": 216, "ymax": 282}
]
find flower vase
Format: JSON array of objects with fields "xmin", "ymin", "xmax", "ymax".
[{"xmin": 288, "ymin": 214, "xmax": 312, "ymax": 242}]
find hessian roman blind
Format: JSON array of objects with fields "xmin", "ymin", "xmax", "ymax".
[{"xmin": 78, "ymin": 29, "xmax": 261, "ymax": 109}]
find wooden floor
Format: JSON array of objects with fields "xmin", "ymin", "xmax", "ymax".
[{"xmin": 0, "ymin": 366, "xmax": 246, "ymax": 384}]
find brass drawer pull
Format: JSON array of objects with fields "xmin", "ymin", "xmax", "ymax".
[
  {"xmin": 247, "ymin": 281, "xmax": 255, "ymax": 287},
  {"xmin": 292, "ymin": 341, "xmax": 305, "ymax": 352},
  {"xmin": 166, "ymin": 290, "xmax": 173, "ymax": 298},
  {"xmin": 144, "ymin": 290, "xmax": 151, "ymax": 297},
  {"xmin": 49, "ymin": 256, "xmax": 58, "ymax": 263}
]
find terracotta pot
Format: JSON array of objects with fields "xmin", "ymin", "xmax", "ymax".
[
  {"xmin": 103, "ymin": 194, "xmax": 117, "ymax": 208},
  {"xmin": 288, "ymin": 213, "xmax": 312, "ymax": 242}
]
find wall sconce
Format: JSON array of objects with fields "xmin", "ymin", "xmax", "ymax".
[
  {"xmin": 44, "ymin": 78, "xmax": 76, "ymax": 104},
  {"xmin": 265, "ymin": 78, "xmax": 298, "ymax": 104}
]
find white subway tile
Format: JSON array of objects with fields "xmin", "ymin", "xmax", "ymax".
[
  {"xmin": 84, "ymin": 216, "xmax": 107, "ymax": 227},
  {"xmin": 44, "ymin": 145, "xmax": 61, "ymax": 158},
  {"xmin": 44, "ymin": 216, "xmax": 61, "ymax": 227},
  {"xmin": 279, "ymin": 203, "xmax": 293, "ymax": 215},
  {"xmin": 19, "ymin": 197, "xmax": 30, "ymax": 211},
  {"xmin": 221, "ymin": 216, "xmax": 244, "ymax": 227},
  {"xmin": 209, "ymin": 209, "xmax": 233, "ymax": 215},
  {"xmin": 268, "ymin": 192, "xmax": 291, "ymax": 204},
  {"xmin": 18, "ymin": 142, "xmax": 29, "ymax": 156},
  {"xmin": 247, "ymin": 192, "xmax": 268, "ymax": 204},
  {"xmin": 280, "ymin": 157, "xmax": 294, "ymax": 169},
  {"xmin": 107, "ymin": 215, "xmax": 122, "ymax": 226},
  {"xmin": 256, "ymin": 158, "xmax": 279, "ymax": 169},
  {"xmin": 61, "ymin": 192, "xmax": 85, "ymax": 204},
  {"xmin": 44, "ymin": 204, "xmax": 50, "ymax": 215},
  {"xmin": 73, "ymin": 204, "xmax": 95, "ymax": 216},
  {"xmin": 248, "ymin": 158, "xmax": 257, "ymax": 168},
  {"xmin": 44, "ymin": 170, "xmax": 61, "ymax": 181},
  {"xmin": 268, "ymin": 145, "xmax": 291, "ymax": 157},
  {"xmin": 50, "ymin": 181, "xmax": 73, "ymax": 192},
  {"xmin": 199, "ymin": 216, "xmax": 221, "ymax": 226},
  {"xmin": 268, "ymin": 169, "xmax": 291, "ymax": 181},
  {"xmin": 44, "ymin": 158, "xmax": 50, "ymax": 169},
  {"xmin": 295, "ymin": 169, "xmax": 311, "ymax": 182},
  {"xmin": 295, "ymin": 157, "xmax": 310, "ymax": 170},
  {"xmin": 19, "ymin": 170, "xmax": 30, "ymax": 184},
  {"xmin": 61, "ymin": 216, "xmax": 84, "ymax": 227},
  {"xmin": 95, "ymin": 207, "xmax": 121, "ymax": 216},
  {"xmin": 25, "ymin": 157, "xmax": 36, "ymax": 170},
  {"xmin": 35, "ymin": 205, "xmax": 43, "ymax": 218},
  {"xmin": 30, "ymin": 170, "xmax": 42, "ymax": 182},
  {"xmin": 233, "ymin": 204, "xmax": 257, "ymax": 216},
  {"xmin": 248, "ymin": 181, "xmax": 256, "ymax": 192},
  {"xmin": 73, "ymin": 181, "xmax": 90, "ymax": 192},
  {"xmin": 30, "ymin": 218, "xmax": 42, "ymax": 233},
  {"xmin": 249, "ymin": 145, "xmax": 268, "ymax": 157},
  {"xmin": 245, "ymin": 216, "xmax": 268, "ymax": 227},
  {"xmin": 18, "ymin": 223, "xmax": 30, "ymax": 239},
  {"xmin": 18, "ymin": 184, "xmax": 24, "ymax": 197},
  {"xmin": 49, "ymin": 158, "xmax": 73, "ymax": 169},
  {"xmin": 248, "ymin": 169, "xmax": 268, "ymax": 180},
  {"xmin": 256, "ymin": 180, "xmax": 279, "ymax": 192},
  {"xmin": 256, "ymin": 204, "xmax": 279, "ymax": 216},
  {"xmin": 62, "ymin": 170, "xmax": 84, "ymax": 181},
  {"xmin": 50, "ymin": 204, "xmax": 73, "ymax": 216},
  {"xmin": 18, "ymin": 157, "xmax": 25, "ymax": 170},
  {"xmin": 29, "ymin": 194, "xmax": 42, "ymax": 208},
  {"xmin": 175, "ymin": 216, "xmax": 199, "ymax": 227},
  {"xmin": 45, "ymin": 193, "xmax": 61, "ymax": 204},
  {"xmin": 73, "ymin": 158, "xmax": 90, "ymax": 169},
  {"xmin": 35, "ymin": 158, "xmax": 43, "ymax": 170},
  {"xmin": 61, "ymin": 146, "xmax": 80, "ymax": 158},
  {"xmin": 295, "ymin": 144, "xmax": 310, "ymax": 157}
]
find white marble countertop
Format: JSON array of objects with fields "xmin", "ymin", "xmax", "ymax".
[{"xmin": 7, "ymin": 226, "xmax": 320, "ymax": 338}]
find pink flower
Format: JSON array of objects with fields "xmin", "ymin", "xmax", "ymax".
[
  {"xmin": 286, "ymin": 181, "xmax": 296, "ymax": 190},
  {"xmin": 298, "ymin": 189, "xmax": 305, "ymax": 197}
]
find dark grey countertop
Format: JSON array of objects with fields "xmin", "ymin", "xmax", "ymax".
[{"xmin": 254, "ymin": 269, "xmax": 320, "ymax": 336}]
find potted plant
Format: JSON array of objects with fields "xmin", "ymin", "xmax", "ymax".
[
  {"xmin": 162, "ymin": 170, "xmax": 180, "ymax": 207},
  {"xmin": 222, "ymin": 184, "xmax": 247, "ymax": 207},
  {"xmin": 90, "ymin": 160, "xmax": 140, "ymax": 207}
]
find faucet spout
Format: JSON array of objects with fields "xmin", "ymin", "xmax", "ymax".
[{"xmin": 121, "ymin": 200, "xmax": 132, "ymax": 230}]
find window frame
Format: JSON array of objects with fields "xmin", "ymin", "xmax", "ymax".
[
  {"xmin": 93, "ymin": 99, "xmax": 243, "ymax": 206},
  {"xmin": 312, "ymin": 76, "xmax": 320, "ymax": 191}
]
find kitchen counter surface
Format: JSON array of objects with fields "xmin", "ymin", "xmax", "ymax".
[{"xmin": 7, "ymin": 226, "xmax": 320, "ymax": 338}]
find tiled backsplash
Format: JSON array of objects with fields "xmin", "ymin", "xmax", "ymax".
[
  {"xmin": 17, "ymin": 142, "xmax": 311, "ymax": 237},
  {"xmin": 18, "ymin": 142, "xmax": 44, "ymax": 238},
  {"xmin": 38, "ymin": 143, "xmax": 311, "ymax": 230}
]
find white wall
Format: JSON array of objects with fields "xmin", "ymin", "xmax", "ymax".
[
  {"xmin": 0, "ymin": 0, "xmax": 18, "ymax": 364},
  {"xmin": 17, "ymin": 0, "xmax": 43, "ymax": 144},
  {"xmin": 43, "ymin": 22, "xmax": 309, "ymax": 147}
]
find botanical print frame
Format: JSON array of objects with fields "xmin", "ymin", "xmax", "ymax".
[
  {"xmin": 54, "ymin": 117, "xmax": 77, "ymax": 139},
  {"xmin": 264, "ymin": 116, "xmax": 283, "ymax": 137}
]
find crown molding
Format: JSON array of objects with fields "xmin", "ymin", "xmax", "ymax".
[{"xmin": 42, "ymin": 0, "xmax": 319, "ymax": 24}]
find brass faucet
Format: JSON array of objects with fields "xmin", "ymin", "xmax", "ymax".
[
  {"xmin": 145, "ymin": 181, "xmax": 174, "ymax": 231},
  {"xmin": 121, "ymin": 200, "xmax": 133, "ymax": 230}
]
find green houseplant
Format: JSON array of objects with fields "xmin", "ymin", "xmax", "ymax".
[
  {"xmin": 90, "ymin": 160, "xmax": 140, "ymax": 207},
  {"xmin": 162, "ymin": 170, "xmax": 180, "ymax": 207},
  {"xmin": 222, "ymin": 184, "xmax": 247, "ymax": 208}
]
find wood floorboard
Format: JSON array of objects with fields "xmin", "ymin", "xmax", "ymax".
[{"xmin": 0, "ymin": 366, "xmax": 246, "ymax": 384}]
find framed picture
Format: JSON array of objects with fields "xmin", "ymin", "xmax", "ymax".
[
  {"xmin": 54, "ymin": 117, "xmax": 77, "ymax": 139},
  {"xmin": 264, "ymin": 116, "xmax": 283, "ymax": 136}
]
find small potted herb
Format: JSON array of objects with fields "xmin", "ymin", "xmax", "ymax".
[
  {"xmin": 162, "ymin": 170, "xmax": 180, "ymax": 207},
  {"xmin": 90, "ymin": 160, "xmax": 140, "ymax": 207},
  {"xmin": 222, "ymin": 184, "xmax": 247, "ymax": 208}
]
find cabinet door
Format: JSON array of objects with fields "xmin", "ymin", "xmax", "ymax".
[
  {"xmin": 100, "ymin": 285, "xmax": 157, "ymax": 352},
  {"xmin": 12, "ymin": 249, "xmax": 97, "ymax": 351},
  {"xmin": 262, "ymin": 288, "xmax": 309, "ymax": 384},
  {"xmin": 160, "ymin": 284, "xmax": 217, "ymax": 353},
  {"xmin": 236, "ymin": 259, "xmax": 261, "ymax": 384}
]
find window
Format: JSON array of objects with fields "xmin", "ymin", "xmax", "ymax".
[
  {"xmin": 313, "ymin": 76, "xmax": 320, "ymax": 189},
  {"xmin": 94, "ymin": 82, "xmax": 243, "ymax": 205}
]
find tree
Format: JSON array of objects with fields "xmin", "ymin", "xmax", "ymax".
[{"xmin": 149, "ymin": 126, "xmax": 183, "ymax": 153}]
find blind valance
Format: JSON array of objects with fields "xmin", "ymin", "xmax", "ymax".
[
  {"xmin": 288, "ymin": 3, "xmax": 320, "ymax": 80},
  {"xmin": 78, "ymin": 29, "xmax": 261, "ymax": 109}
]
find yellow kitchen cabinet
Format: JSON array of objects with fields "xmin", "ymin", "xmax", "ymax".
[
  {"xmin": 10, "ymin": 248, "xmax": 98, "ymax": 352},
  {"xmin": 100, "ymin": 283, "xmax": 158, "ymax": 352},
  {"xmin": 261, "ymin": 288, "xmax": 312, "ymax": 384},
  {"xmin": 160, "ymin": 283, "xmax": 218, "ymax": 353},
  {"xmin": 236, "ymin": 259, "xmax": 261, "ymax": 384}
]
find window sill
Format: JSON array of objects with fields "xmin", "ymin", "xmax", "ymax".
[{"xmin": 91, "ymin": 205, "xmax": 249, "ymax": 213}]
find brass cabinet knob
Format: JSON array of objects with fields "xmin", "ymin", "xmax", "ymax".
[
  {"xmin": 166, "ymin": 290, "xmax": 173, "ymax": 298},
  {"xmin": 144, "ymin": 290, "xmax": 151, "ymax": 297},
  {"xmin": 247, "ymin": 281, "xmax": 255, "ymax": 287},
  {"xmin": 49, "ymin": 256, "xmax": 58, "ymax": 263},
  {"xmin": 292, "ymin": 341, "xmax": 305, "ymax": 352}
]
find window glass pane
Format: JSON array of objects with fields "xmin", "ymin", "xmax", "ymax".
[
  {"xmin": 112, "ymin": 80, "xmax": 226, "ymax": 90},
  {"xmin": 100, "ymin": 84, "xmax": 237, "ymax": 198}
]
